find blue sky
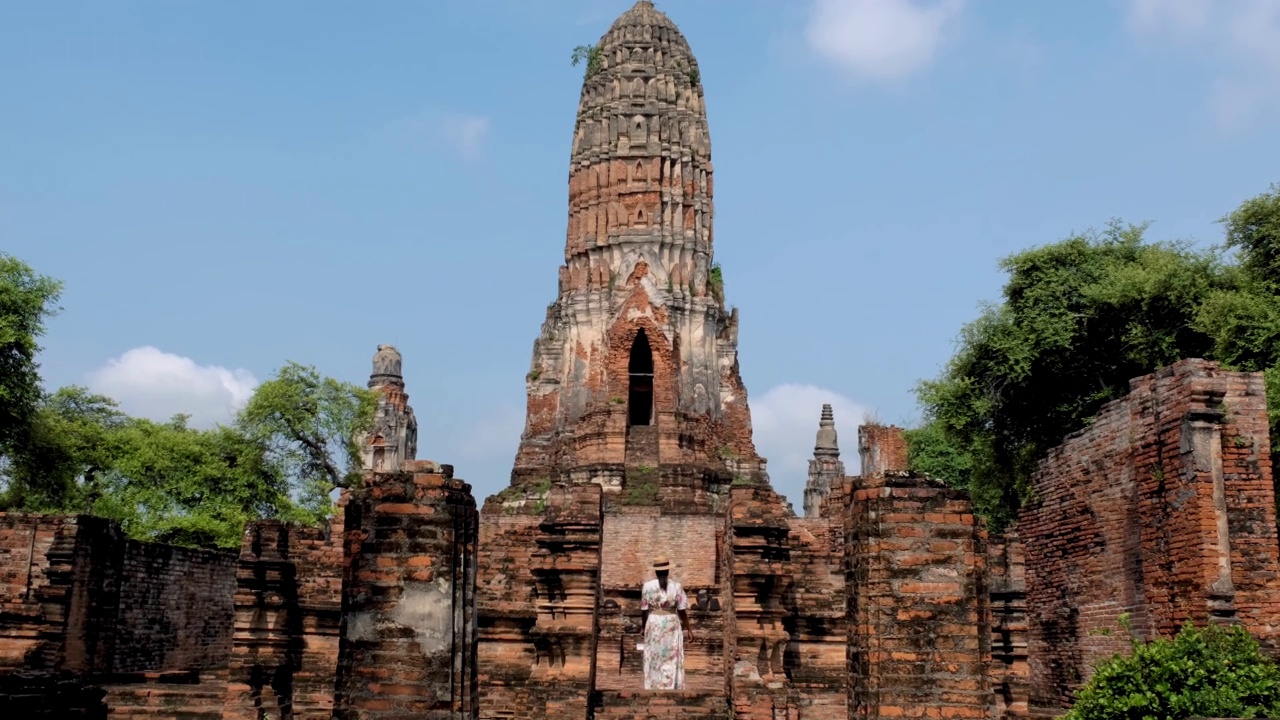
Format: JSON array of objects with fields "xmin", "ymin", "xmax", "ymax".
[{"xmin": 4, "ymin": 0, "xmax": 1280, "ymax": 507}]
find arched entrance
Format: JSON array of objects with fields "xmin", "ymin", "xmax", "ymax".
[{"xmin": 628, "ymin": 331, "xmax": 654, "ymax": 427}]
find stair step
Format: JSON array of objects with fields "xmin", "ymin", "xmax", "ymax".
[{"xmin": 592, "ymin": 690, "xmax": 731, "ymax": 720}]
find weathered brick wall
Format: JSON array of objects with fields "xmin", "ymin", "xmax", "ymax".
[
  {"xmin": 857, "ymin": 424, "xmax": 908, "ymax": 476},
  {"xmin": 597, "ymin": 512, "xmax": 725, "ymax": 694},
  {"xmin": 0, "ymin": 514, "xmax": 234, "ymax": 678},
  {"xmin": 845, "ymin": 470, "xmax": 993, "ymax": 719},
  {"xmin": 600, "ymin": 514, "xmax": 718, "ymax": 589},
  {"xmin": 112, "ymin": 541, "xmax": 235, "ymax": 673},
  {"xmin": 1020, "ymin": 359, "xmax": 1280, "ymax": 711},
  {"xmin": 0, "ymin": 514, "xmax": 82, "ymax": 670},
  {"xmin": 333, "ymin": 460, "xmax": 478, "ymax": 720},
  {"xmin": 223, "ymin": 510, "xmax": 345, "ymax": 720},
  {"xmin": 0, "ymin": 515, "xmax": 127, "ymax": 675}
]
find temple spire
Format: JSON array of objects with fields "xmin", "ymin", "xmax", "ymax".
[
  {"xmin": 804, "ymin": 404, "xmax": 846, "ymax": 517},
  {"xmin": 359, "ymin": 345, "xmax": 418, "ymax": 473},
  {"xmin": 506, "ymin": 0, "xmax": 766, "ymax": 501}
]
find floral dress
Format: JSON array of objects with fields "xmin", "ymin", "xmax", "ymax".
[{"xmin": 640, "ymin": 578, "xmax": 688, "ymax": 690}]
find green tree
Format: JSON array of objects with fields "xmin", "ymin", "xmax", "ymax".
[
  {"xmin": 0, "ymin": 386, "xmax": 126, "ymax": 511},
  {"xmin": 235, "ymin": 361, "xmax": 377, "ymax": 522},
  {"xmin": 1201, "ymin": 183, "xmax": 1280, "ymax": 458},
  {"xmin": 0, "ymin": 254, "xmax": 62, "ymax": 455},
  {"xmin": 911, "ymin": 221, "xmax": 1236, "ymax": 528},
  {"xmin": 1066, "ymin": 622, "xmax": 1280, "ymax": 720},
  {"xmin": 1222, "ymin": 182, "xmax": 1280, "ymax": 294},
  {"xmin": 89, "ymin": 415, "xmax": 290, "ymax": 548}
]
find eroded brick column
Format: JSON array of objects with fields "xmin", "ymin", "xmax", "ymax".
[
  {"xmin": 847, "ymin": 427, "xmax": 993, "ymax": 720},
  {"xmin": 223, "ymin": 514, "xmax": 344, "ymax": 720},
  {"xmin": 727, "ymin": 483, "xmax": 793, "ymax": 720},
  {"xmin": 333, "ymin": 461, "xmax": 478, "ymax": 720}
]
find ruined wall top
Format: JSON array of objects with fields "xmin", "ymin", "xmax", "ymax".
[{"xmin": 858, "ymin": 424, "xmax": 909, "ymax": 477}]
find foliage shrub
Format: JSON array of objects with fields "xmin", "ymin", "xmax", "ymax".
[{"xmin": 1065, "ymin": 622, "xmax": 1280, "ymax": 720}]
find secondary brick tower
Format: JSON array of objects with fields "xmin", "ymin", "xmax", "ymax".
[{"xmin": 511, "ymin": 0, "xmax": 767, "ymax": 499}]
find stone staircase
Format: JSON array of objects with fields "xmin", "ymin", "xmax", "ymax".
[
  {"xmin": 101, "ymin": 671, "xmax": 226, "ymax": 720},
  {"xmin": 624, "ymin": 426, "xmax": 660, "ymax": 469},
  {"xmin": 591, "ymin": 690, "xmax": 732, "ymax": 720}
]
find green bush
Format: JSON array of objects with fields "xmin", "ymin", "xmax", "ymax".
[{"xmin": 1066, "ymin": 622, "xmax": 1280, "ymax": 720}]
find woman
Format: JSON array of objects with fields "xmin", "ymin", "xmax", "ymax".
[{"xmin": 640, "ymin": 554, "xmax": 693, "ymax": 690}]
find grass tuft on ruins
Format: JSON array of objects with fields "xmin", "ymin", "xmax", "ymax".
[{"xmin": 3, "ymin": 3, "xmax": 1280, "ymax": 720}]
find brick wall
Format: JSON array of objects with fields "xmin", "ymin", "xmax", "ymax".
[
  {"xmin": 0, "ymin": 514, "xmax": 83, "ymax": 671},
  {"xmin": 600, "ymin": 515, "xmax": 718, "ymax": 589},
  {"xmin": 596, "ymin": 512, "xmax": 726, "ymax": 695},
  {"xmin": 1020, "ymin": 359, "xmax": 1280, "ymax": 711},
  {"xmin": 845, "ymin": 473, "xmax": 993, "ymax": 719},
  {"xmin": 333, "ymin": 460, "xmax": 478, "ymax": 720},
  {"xmin": 0, "ymin": 514, "xmax": 235, "ymax": 678},
  {"xmin": 101, "ymin": 670, "xmax": 226, "ymax": 720},
  {"xmin": 112, "ymin": 541, "xmax": 236, "ymax": 673},
  {"xmin": 727, "ymin": 484, "xmax": 794, "ymax": 720},
  {"xmin": 857, "ymin": 425, "xmax": 908, "ymax": 476}
]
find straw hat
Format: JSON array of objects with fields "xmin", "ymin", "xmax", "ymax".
[{"xmin": 653, "ymin": 555, "xmax": 671, "ymax": 571}]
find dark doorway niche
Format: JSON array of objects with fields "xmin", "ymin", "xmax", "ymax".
[{"xmin": 628, "ymin": 331, "xmax": 654, "ymax": 427}]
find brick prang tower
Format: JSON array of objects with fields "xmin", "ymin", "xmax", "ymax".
[{"xmin": 511, "ymin": 0, "xmax": 767, "ymax": 500}]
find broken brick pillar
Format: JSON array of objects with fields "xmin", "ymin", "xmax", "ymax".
[
  {"xmin": 333, "ymin": 460, "xmax": 478, "ymax": 720},
  {"xmin": 846, "ymin": 426, "xmax": 993, "ymax": 720},
  {"xmin": 857, "ymin": 424, "xmax": 908, "ymax": 476}
]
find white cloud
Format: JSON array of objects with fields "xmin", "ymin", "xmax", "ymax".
[
  {"xmin": 751, "ymin": 383, "xmax": 870, "ymax": 505},
  {"xmin": 86, "ymin": 346, "xmax": 258, "ymax": 429},
  {"xmin": 1126, "ymin": 0, "xmax": 1280, "ymax": 127},
  {"xmin": 805, "ymin": 0, "xmax": 965, "ymax": 83},
  {"xmin": 389, "ymin": 110, "xmax": 492, "ymax": 162},
  {"xmin": 438, "ymin": 113, "xmax": 491, "ymax": 161}
]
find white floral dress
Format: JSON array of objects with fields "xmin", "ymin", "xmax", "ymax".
[{"xmin": 640, "ymin": 578, "xmax": 688, "ymax": 690}]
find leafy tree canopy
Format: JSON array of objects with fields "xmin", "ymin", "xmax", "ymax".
[
  {"xmin": 0, "ymin": 253, "xmax": 62, "ymax": 453},
  {"xmin": 0, "ymin": 386, "xmax": 126, "ymax": 512},
  {"xmin": 234, "ymin": 361, "xmax": 377, "ymax": 523},
  {"xmin": 911, "ymin": 184, "xmax": 1280, "ymax": 529}
]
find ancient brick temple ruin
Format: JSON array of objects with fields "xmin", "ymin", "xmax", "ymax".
[{"xmin": 3, "ymin": 3, "xmax": 1280, "ymax": 720}]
